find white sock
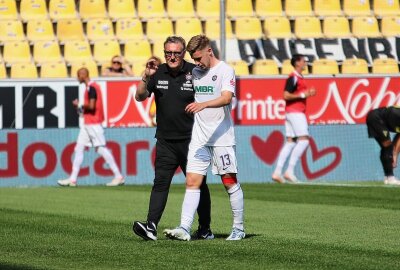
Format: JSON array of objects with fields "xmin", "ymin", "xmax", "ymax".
[
  {"xmin": 180, "ymin": 189, "xmax": 200, "ymax": 232},
  {"xmin": 286, "ymin": 140, "xmax": 309, "ymax": 175},
  {"xmin": 97, "ymin": 146, "xmax": 123, "ymax": 179},
  {"xmin": 227, "ymin": 183, "xmax": 244, "ymax": 231},
  {"xmin": 273, "ymin": 142, "xmax": 296, "ymax": 175},
  {"xmin": 69, "ymin": 144, "xmax": 85, "ymax": 182}
]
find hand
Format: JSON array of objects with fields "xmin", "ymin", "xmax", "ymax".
[
  {"xmin": 144, "ymin": 59, "xmax": 159, "ymax": 77},
  {"xmin": 72, "ymin": 99, "xmax": 79, "ymax": 108},
  {"xmin": 307, "ymin": 87, "xmax": 316, "ymax": 97},
  {"xmin": 185, "ymin": 102, "xmax": 207, "ymax": 114}
]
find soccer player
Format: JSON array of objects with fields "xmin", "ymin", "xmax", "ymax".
[
  {"xmin": 366, "ymin": 106, "xmax": 400, "ymax": 185},
  {"xmin": 272, "ymin": 54, "xmax": 316, "ymax": 183},
  {"xmin": 57, "ymin": 68, "xmax": 124, "ymax": 187},
  {"xmin": 132, "ymin": 36, "xmax": 213, "ymax": 241},
  {"xmin": 163, "ymin": 35, "xmax": 245, "ymax": 241}
]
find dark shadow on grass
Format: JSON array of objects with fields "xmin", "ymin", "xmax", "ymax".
[
  {"xmin": 213, "ymin": 233, "xmax": 258, "ymax": 239},
  {"xmin": 0, "ymin": 262, "xmax": 43, "ymax": 270}
]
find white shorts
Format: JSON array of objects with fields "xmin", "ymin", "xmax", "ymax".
[
  {"xmin": 77, "ymin": 124, "xmax": 106, "ymax": 147},
  {"xmin": 285, "ymin": 113, "xmax": 309, "ymax": 138},
  {"xmin": 186, "ymin": 143, "xmax": 238, "ymax": 176}
]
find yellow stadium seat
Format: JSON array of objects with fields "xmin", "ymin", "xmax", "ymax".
[
  {"xmin": 314, "ymin": 0, "xmax": 342, "ymax": 17},
  {"xmin": 40, "ymin": 61, "xmax": 68, "ymax": 78},
  {"xmin": 70, "ymin": 60, "xmax": 99, "ymax": 77},
  {"xmin": 146, "ymin": 18, "xmax": 173, "ymax": 42},
  {"xmin": 255, "ymin": 0, "xmax": 282, "ymax": 18},
  {"xmin": 312, "ymin": 59, "xmax": 339, "ymax": 75},
  {"xmin": 27, "ymin": 20, "xmax": 56, "ymax": 42},
  {"xmin": 20, "ymin": 0, "xmax": 48, "ymax": 21},
  {"xmin": 197, "ymin": 0, "xmax": 219, "ymax": 19},
  {"xmin": 235, "ymin": 17, "xmax": 263, "ymax": 40},
  {"xmin": 57, "ymin": 19, "xmax": 85, "ymax": 42},
  {"xmin": 124, "ymin": 39, "xmax": 152, "ymax": 63},
  {"xmin": 281, "ymin": 59, "xmax": 309, "ymax": 75},
  {"xmin": 382, "ymin": 16, "xmax": 400, "ymax": 37},
  {"xmin": 175, "ymin": 18, "xmax": 203, "ymax": 43},
  {"xmin": 108, "ymin": 0, "xmax": 136, "ymax": 20},
  {"xmin": 167, "ymin": 0, "xmax": 195, "ymax": 19},
  {"xmin": 352, "ymin": 16, "xmax": 381, "ymax": 38},
  {"xmin": 295, "ymin": 17, "xmax": 323, "ymax": 38},
  {"xmin": 137, "ymin": 0, "xmax": 165, "ymax": 19},
  {"xmin": 372, "ymin": 58, "xmax": 399, "ymax": 74},
  {"xmin": 11, "ymin": 62, "xmax": 38, "ymax": 78},
  {"xmin": 0, "ymin": 0, "xmax": 18, "ymax": 20},
  {"xmin": 116, "ymin": 18, "xmax": 144, "ymax": 41},
  {"xmin": 205, "ymin": 19, "xmax": 234, "ymax": 40},
  {"xmin": 343, "ymin": 0, "xmax": 371, "ymax": 17},
  {"xmin": 374, "ymin": 0, "xmax": 400, "ymax": 17},
  {"xmin": 3, "ymin": 42, "xmax": 31, "ymax": 64},
  {"xmin": 79, "ymin": 0, "xmax": 107, "ymax": 20},
  {"xmin": 252, "ymin": 59, "xmax": 279, "ymax": 75},
  {"xmin": 323, "ymin": 16, "xmax": 351, "ymax": 38},
  {"xmin": 49, "ymin": 0, "xmax": 77, "ymax": 20},
  {"xmin": 341, "ymin": 58, "xmax": 369, "ymax": 74},
  {"xmin": 152, "ymin": 40, "xmax": 165, "ymax": 58},
  {"xmin": 264, "ymin": 17, "xmax": 292, "ymax": 38},
  {"xmin": 0, "ymin": 20, "xmax": 25, "ymax": 42},
  {"xmin": 86, "ymin": 19, "xmax": 115, "ymax": 42},
  {"xmin": 228, "ymin": 60, "xmax": 249, "ymax": 75},
  {"xmin": 0, "ymin": 63, "xmax": 6, "ymax": 78},
  {"xmin": 285, "ymin": 0, "xmax": 313, "ymax": 17},
  {"xmin": 33, "ymin": 41, "xmax": 62, "ymax": 64},
  {"xmin": 93, "ymin": 40, "xmax": 121, "ymax": 63},
  {"xmin": 226, "ymin": 0, "xmax": 254, "ymax": 18},
  {"xmin": 64, "ymin": 40, "xmax": 93, "ymax": 63}
]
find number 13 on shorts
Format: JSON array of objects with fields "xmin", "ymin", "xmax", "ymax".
[{"xmin": 212, "ymin": 146, "xmax": 238, "ymax": 175}]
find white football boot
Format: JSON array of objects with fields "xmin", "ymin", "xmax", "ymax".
[
  {"xmin": 226, "ymin": 227, "xmax": 246, "ymax": 241},
  {"xmin": 57, "ymin": 179, "xmax": 77, "ymax": 187},
  {"xmin": 163, "ymin": 227, "xmax": 191, "ymax": 241},
  {"xmin": 384, "ymin": 176, "xmax": 400, "ymax": 186}
]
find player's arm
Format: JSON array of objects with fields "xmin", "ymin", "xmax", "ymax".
[
  {"xmin": 185, "ymin": 91, "xmax": 233, "ymax": 114},
  {"xmin": 136, "ymin": 60, "xmax": 158, "ymax": 101},
  {"xmin": 283, "ymin": 76, "xmax": 316, "ymax": 101},
  {"xmin": 73, "ymin": 87, "xmax": 97, "ymax": 113},
  {"xmin": 392, "ymin": 134, "xmax": 400, "ymax": 167}
]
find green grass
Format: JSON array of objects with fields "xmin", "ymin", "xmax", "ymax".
[{"xmin": 1, "ymin": 183, "xmax": 400, "ymax": 270}]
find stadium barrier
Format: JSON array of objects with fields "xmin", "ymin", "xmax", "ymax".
[{"xmin": 1, "ymin": 75, "xmax": 399, "ymax": 186}]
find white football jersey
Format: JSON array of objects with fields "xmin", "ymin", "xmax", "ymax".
[{"xmin": 191, "ymin": 61, "xmax": 236, "ymax": 146}]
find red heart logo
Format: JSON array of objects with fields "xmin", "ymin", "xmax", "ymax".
[
  {"xmin": 251, "ymin": 131, "xmax": 284, "ymax": 165},
  {"xmin": 301, "ymin": 138, "xmax": 342, "ymax": 180}
]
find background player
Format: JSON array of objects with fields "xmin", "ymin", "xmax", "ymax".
[
  {"xmin": 366, "ymin": 106, "xmax": 400, "ymax": 185},
  {"xmin": 272, "ymin": 54, "xmax": 316, "ymax": 184},
  {"xmin": 57, "ymin": 68, "xmax": 124, "ymax": 187},
  {"xmin": 163, "ymin": 35, "xmax": 245, "ymax": 241},
  {"xmin": 132, "ymin": 36, "xmax": 213, "ymax": 241}
]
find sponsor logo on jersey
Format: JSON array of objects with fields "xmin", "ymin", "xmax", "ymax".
[
  {"xmin": 185, "ymin": 73, "xmax": 193, "ymax": 81},
  {"xmin": 212, "ymin": 75, "xmax": 217, "ymax": 81},
  {"xmin": 194, "ymin": 85, "xmax": 214, "ymax": 94}
]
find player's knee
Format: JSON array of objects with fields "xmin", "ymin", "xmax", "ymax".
[
  {"xmin": 186, "ymin": 174, "xmax": 203, "ymax": 188},
  {"xmin": 381, "ymin": 145, "xmax": 393, "ymax": 160}
]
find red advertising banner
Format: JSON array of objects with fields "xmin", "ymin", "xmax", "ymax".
[{"xmin": 106, "ymin": 77, "xmax": 400, "ymax": 127}]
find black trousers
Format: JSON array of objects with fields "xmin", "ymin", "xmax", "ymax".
[{"xmin": 147, "ymin": 138, "xmax": 211, "ymax": 228}]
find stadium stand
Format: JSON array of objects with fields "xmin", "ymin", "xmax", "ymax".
[
  {"xmin": 137, "ymin": 0, "xmax": 165, "ymax": 19},
  {"xmin": 0, "ymin": 20, "xmax": 25, "ymax": 42},
  {"xmin": 255, "ymin": 0, "xmax": 283, "ymax": 18},
  {"xmin": 235, "ymin": 17, "xmax": 263, "ymax": 40},
  {"xmin": 70, "ymin": 60, "xmax": 99, "ymax": 77},
  {"xmin": 10, "ymin": 62, "xmax": 38, "ymax": 78},
  {"xmin": 116, "ymin": 18, "xmax": 144, "ymax": 42},
  {"xmin": 86, "ymin": 18, "xmax": 115, "ymax": 42},
  {"xmin": 343, "ymin": 0, "xmax": 371, "ymax": 17},
  {"xmin": 341, "ymin": 58, "xmax": 369, "ymax": 74},
  {"xmin": 175, "ymin": 17, "xmax": 203, "ymax": 42},
  {"xmin": 79, "ymin": 0, "xmax": 107, "ymax": 21},
  {"xmin": 0, "ymin": 0, "xmax": 18, "ymax": 20},
  {"xmin": 374, "ymin": 0, "xmax": 400, "ymax": 17},
  {"xmin": 205, "ymin": 19, "xmax": 234, "ymax": 40},
  {"xmin": 314, "ymin": 0, "xmax": 342, "ymax": 17},
  {"xmin": 352, "ymin": 16, "xmax": 381, "ymax": 38},
  {"xmin": 229, "ymin": 60, "xmax": 250, "ymax": 75},
  {"xmin": 56, "ymin": 19, "xmax": 85, "ymax": 42},
  {"xmin": 146, "ymin": 18, "xmax": 174, "ymax": 41},
  {"xmin": 372, "ymin": 58, "xmax": 400, "ymax": 74},
  {"xmin": 20, "ymin": 0, "xmax": 48, "ymax": 22},
  {"xmin": 64, "ymin": 40, "xmax": 93, "ymax": 63},
  {"xmin": 40, "ymin": 61, "xmax": 68, "ymax": 78},
  {"xmin": 263, "ymin": 17, "xmax": 292, "ymax": 38},
  {"xmin": 49, "ymin": 0, "xmax": 78, "ymax": 21},
  {"xmin": 323, "ymin": 16, "xmax": 351, "ymax": 38},
  {"xmin": 381, "ymin": 16, "xmax": 400, "ymax": 37},
  {"xmin": 196, "ymin": 0, "xmax": 220, "ymax": 19},
  {"xmin": 294, "ymin": 16, "xmax": 323, "ymax": 38},
  {"xmin": 226, "ymin": 0, "xmax": 254, "ymax": 18},
  {"xmin": 281, "ymin": 59, "xmax": 309, "ymax": 75},
  {"xmin": 0, "ymin": 63, "xmax": 6, "ymax": 78},
  {"xmin": 108, "ymin": 0, "xmax": 136, "ymax": 20},
  {"xmin": 311, "ymin": 59, "xmax": 339, "ymax": 75},
  {"xmin": 33, "ymin": 40, "xmax": 62, "ymax": 64},
  {"xmin": 93, "ymin": 40, "xmax": 121, "ymax": 63},
  {"xmin": 285, "ymin": 0, "xmax": 313, "ymax": 17},
  {"xmin": 3, "ymin": 41, "xmax": 31, "ymax": 64},
  {"xmin": 167, "ymin": 0, "xmax": 195, "ymax": 19},
  {"xmin": 252, "ymin": 59, "xmax": 279, "ymax": 75},
  {"xmin": 124, "ymin": 39, "xmax": 152, "ymax": 64},
  {"xmin": 26, "ymin": 20, "xmax": 56, "ymax": 43}
]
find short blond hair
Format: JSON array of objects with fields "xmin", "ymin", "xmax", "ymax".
[{"xmin": 187, "ymin": 35, "xmax": 210, "ymax": 55}]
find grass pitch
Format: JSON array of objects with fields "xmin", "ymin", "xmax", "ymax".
[{"xmin": 1, "ymin": 183, "xmax": 400, "ymax": 270}]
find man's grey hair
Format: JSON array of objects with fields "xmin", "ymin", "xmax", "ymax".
[{"xmin": 163, "ymin": 36, "xmax": 186, "ymax": 51}]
